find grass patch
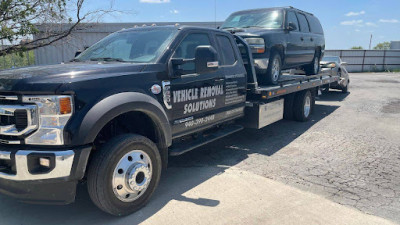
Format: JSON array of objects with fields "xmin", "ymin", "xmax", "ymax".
[{"xmin": 0, "ymin": 51, "xmax": 35, "ymax": 70}]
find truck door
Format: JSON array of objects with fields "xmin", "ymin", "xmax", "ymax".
[
  {"xmin": 285, "ymin": 11, "xmax": 303, "ymax": 66},
  {"xmin": 214, "ymin": 33, "xmax": 246, "ymax": 116},
  {"xmin": 167, "ymin": 32, "xmax": 227, "ymax": 137},
  {"xmin": 297, "ymin": 13, "xmax": 314, "ymax": 63}
]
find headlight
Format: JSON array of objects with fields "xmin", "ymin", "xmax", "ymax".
[
  {"xmin": 244, "ymin": 38, "xmax": 265, "ymax": 54},
  {"xmin": 22, "ymin": 95, "xmax": 73, "ymax": 145}
]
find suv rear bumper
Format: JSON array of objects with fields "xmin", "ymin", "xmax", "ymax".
[{"xmin": 0, "ymin": 145, "xmax": 91, "ymax": 204}]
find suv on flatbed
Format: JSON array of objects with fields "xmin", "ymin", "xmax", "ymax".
[
  {"xmin": 221, "ymin": 7, "xmax": 325, "ymax": 84},
  {"xmin": 0, "ymin": 24, "xmax": 339, "ymax": 216}
]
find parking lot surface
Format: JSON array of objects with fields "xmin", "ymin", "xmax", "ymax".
[{"xmin": 0, "ymin": 72, "xmax": 399, "ymax": 224}]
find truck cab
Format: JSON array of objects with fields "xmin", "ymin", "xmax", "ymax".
[{"xmin": 0, "ymin": 26, "xmax": 247, "ymax": 215}]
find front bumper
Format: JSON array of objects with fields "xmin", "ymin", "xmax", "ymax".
[
  {"xmin": 254, "ymin": 58, "xmax": 269, "ymax": 71},
  {"xmin": 0, "ymin": 145, "xmax": 91, "ymax": 204}
]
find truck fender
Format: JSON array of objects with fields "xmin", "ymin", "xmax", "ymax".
[{"xmin": 76, "ymin": 92, "xmax": 172, "ymax": 148}]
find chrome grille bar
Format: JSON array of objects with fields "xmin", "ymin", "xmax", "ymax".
[{"xmin": 0, "ymin": 104, "xmax": 38, "ymax": 136}]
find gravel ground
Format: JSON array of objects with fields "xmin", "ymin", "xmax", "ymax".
[{"xmin": 170, "ymin": 72, "xmax": 400, "ymax": 223}]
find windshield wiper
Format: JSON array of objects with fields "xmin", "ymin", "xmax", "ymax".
[
  {"xmin": 89, "ymin": 57, "xmax": 126, "ymax": 62},
  {"xmin": 241, "ymin": 25, "xmax": 266, "ymax": 29}
]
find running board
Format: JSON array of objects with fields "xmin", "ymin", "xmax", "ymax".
[{"xmin": 169, "ymin": 125, "xmax": 244, "ymax": 156}]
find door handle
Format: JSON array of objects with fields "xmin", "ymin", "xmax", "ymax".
[
  {"xmin": 310, "ymin": 38, "xmax": 314, "ymax": 42},
  {"xmin": 300, "ymin": 37, "xmax": 304, "ymax": 41}
]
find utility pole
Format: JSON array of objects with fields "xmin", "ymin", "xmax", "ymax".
[
  {"xmin": 369, "ymin": 34, "xmax": 373, "ymax": 50},
  {"xmin": 214, "ymin": 0, "xmax": 217, "ymax": 28}
]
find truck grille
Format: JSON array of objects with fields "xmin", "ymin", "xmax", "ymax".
[{"xmin": 0, "ymin": 96, "xmax": 38, "ymax": 141}]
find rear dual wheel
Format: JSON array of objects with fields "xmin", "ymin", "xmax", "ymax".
[
  {"xmin": 285, "ymin": 90, "xmax": 314, "ymax": 122},
  {"xmin": 87, "ymin": 134, "xmax": 162, "ymax": 216}
]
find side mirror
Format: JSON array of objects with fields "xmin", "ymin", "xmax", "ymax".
[
  {"xmin": 74, "ymin": 46, "xmax": 89, "ymax": 57},
  {"xmin": 341, "ymin": 62, "xmax": 348, "ymax": 66},
  {"xmin": 75, "ymin": 51, "xmax": 82, "ymax": 57},
  {"xmin": 194, "ymin": 45, "xmax": 219, "ymax": 74},
  {"xmin": 287, "ymin": 22, "xmax": 297, "ymax": 31}
]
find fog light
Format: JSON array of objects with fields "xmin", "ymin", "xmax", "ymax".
[{"xmin": 40, "ymin": 158, "xmax": 51, "ymax": 168}]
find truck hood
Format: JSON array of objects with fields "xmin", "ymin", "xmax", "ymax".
[
  {"xmin": 0, "ymin": 62, "xmax": 147, "ymax": 93},
  {"xmin": 226, "ymin": 28, "xmax": 284, "ymax": 37}
]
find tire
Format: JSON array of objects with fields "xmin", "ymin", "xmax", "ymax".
[
  {"xmin": 342, "ymin": 83, "xmax": 349, "ymax": 93},
  {"xmin": 322, "ymin": 84, "xmax": 330, "ymax": 94},
  {"xmin": 283, "ymin": 94, "xmax": 295, "ymax": 120},
  {"xmin": 293, "ymin": 90, "xmax": 314, "ymax": 122},
  {"xmin": 87, "ymin": 134, "xmax": 162, "ymax": 216},
  {"xmin": 304, "ymin": 52, "xmax": 320, "ymax": 75},
  {"xmin": 260, "ymin": 51, "xmax": 282, "ymax": 85}
]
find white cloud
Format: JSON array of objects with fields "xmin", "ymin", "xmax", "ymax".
[
  {"xmin": 345, "ymin": 11, "xmax": 365, "ymax": 17},
  {"xmin": 379, "ymin": 19, "xmax": 399, "ymax": 23},
  {"xmin": 341, "ymin": 20, "xmax": 363, "ymax": 26},
  {"xmin": 170, "ymin": 9, "xmax": 179, "ymax": 14},
  {"xmin": 355, "ymin": 29, "xmax": 361, "ymax": 32},
  {"xmin": 365, "ymin": 22, "xmax": 377, "ymax": 27},
  {"xmin": 139, "ymin": 0, "xmax": 170, "ymax": 3}
]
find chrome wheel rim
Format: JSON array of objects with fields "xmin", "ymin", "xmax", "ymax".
[
  {"xmin": 272, "ymin": 57, "xmax": 280, "ymax": 81},
  {"xmin": 304, "ymin": 95, "xmax": 311, "ymax": 117},
  {"xmin": 112, "ymin": 150, "xmax": 152, "ymax": 202},
  {"xmin": 314, "ymin": 57, "xmax": 319, "ymax": 74}
]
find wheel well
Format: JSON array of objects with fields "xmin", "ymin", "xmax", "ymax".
[
  {"xmin": 90, "ymin": 111, "xmax": 168, "ymax": 170},
  {"xmin": 315, "ymin": 47, "xmax": 322, "ymax": 58},
  {"xmin": 94, "ymin": 111, "xmax": 160, "ymax": 149},
  {"xmin": 271, "ymin": 45, "xmax": 285, "ymax": 61}
]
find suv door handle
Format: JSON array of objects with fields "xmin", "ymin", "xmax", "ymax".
[
  {"xmin": 310, "ymin": 38, "xmax": 314, "ymax": 42},
  {"xmin": 300, "ymin": 37, "xmax": 304, "ymax": 41}
]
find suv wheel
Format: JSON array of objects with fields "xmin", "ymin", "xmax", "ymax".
[
  {"xmin": 305, "ymin": 53, "xmax": 320, "ymax": 75},
  {"xmin": 87, "ymin": 134, "xmax": 162, "ymax": 216},
  {"xmin": 261, "ymin": 51, "xmax": 282, "ymax": 85}
]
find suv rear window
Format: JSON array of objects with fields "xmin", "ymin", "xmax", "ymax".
[
  {"xmin": 216, "ymin": 35, "xmax": 236, "ymax": 65},
  {"xmin": 297, "ymin": 13, "xmax": 310, "ymax": 33},
  {"xmin": 306, "ymin": 15, "xmax": 324, "ymax": 34}
]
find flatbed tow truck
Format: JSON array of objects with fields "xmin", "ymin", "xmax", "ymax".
[{"xmin": 0, "ymin": 25, "xmax": 340, "ymax": 215}]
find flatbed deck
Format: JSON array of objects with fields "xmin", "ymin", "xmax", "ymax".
[{"xmin": 253, "ymin": 74, "xmax": 339, "ymax": 99}]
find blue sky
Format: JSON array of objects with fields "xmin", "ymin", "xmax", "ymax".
[{"xmin": 84, "ymin": 0, "xmax": 400, "ymax": 49}]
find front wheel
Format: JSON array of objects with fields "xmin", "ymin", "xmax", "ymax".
[
  {"xmin": 261, "ymin": 51, "xmax": 282, "ymax": 85},
  {"xmin": 87, "ymin": 134, "xmax": 162, "ymax": 216}
]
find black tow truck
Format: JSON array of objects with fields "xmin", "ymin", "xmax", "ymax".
[{"xmin": 0, "ymin": 25, "xmax": 339, "ymax": 216}]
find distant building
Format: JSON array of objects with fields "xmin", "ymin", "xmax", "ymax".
[
  {"xmin": 390, "ymin": 41, "xmax": 400, "ymax": 50},
  {"xmin": 33, "ymin": 22, "xmax": 223, "ymax": 65}
]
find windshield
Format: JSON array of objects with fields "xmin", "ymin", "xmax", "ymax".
[
  {"xmin": 76, "ymin": 29, "xmax": 177, "ymax": 63},
  {"xmin": 322, "ymin": 56, "xmax": 340, "ymax": 64},
  {"xmin": 221, "ymin": 10, "xmax": 283, "ymax": 29}
]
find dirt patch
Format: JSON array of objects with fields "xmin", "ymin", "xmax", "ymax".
[{"xmin": 382, "ymin": 99, "xmax": 400, "ymax": 114}]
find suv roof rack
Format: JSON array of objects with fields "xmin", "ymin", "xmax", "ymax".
[{"xmin": 285, "ymin": 6, "xmax": 314, "ymax": 16}]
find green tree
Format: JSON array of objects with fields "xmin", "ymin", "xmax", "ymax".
[
  {"xmin": 0, "ymin": 0, "xmax": 119, "ymax": 56},
  {"xmin": 351, "ymin": 46, "xmax": 364, "ymax": 50},
  {"xmin": 373, "ymin": 42, "xmax": 391, "ymax": 50}
]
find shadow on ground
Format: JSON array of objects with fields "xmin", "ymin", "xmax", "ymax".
[{"xmin": 0, "ymin": 100, "xmax": 340, "ymax": 225}]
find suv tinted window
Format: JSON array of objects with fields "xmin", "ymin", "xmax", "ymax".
[
  {"xmin": 297, "ymin": 13, "xmax": 310, "ymax": 33},
  {"xmin": 173, "ymin": 33, "xmax": 211, "ymax": 71},
  {"xmin": 306, "ymin": 15, "xmax": 324, "ymax": 34},
  {"xmin": 286, "ymin": 11, "xmax": 299, "ymax": 31},
  {"xmin": 216, "ymin": 35, "xmax": 236, "ymax": 65}
]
